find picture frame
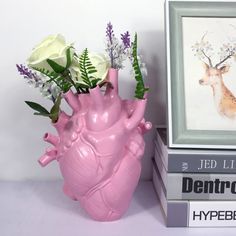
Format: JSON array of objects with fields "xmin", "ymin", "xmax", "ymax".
[{"xmin": 166, "ymin": 0, "xmax": 236, "ymax": 149}]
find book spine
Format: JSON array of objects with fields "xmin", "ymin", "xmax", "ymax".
[
  {"xmin": 153, "ymin": 161, "xmax": 236, "ymax": 227},
  {"xmin": 168, "ymin": 153, "xmax": 236, "ymax": 174},
  {"xmin": 189, "ymin": 201, "xmax": 236, "ymax": 227},
  {"xmin": 166, "ymin": 172, "xmax": 236, "ymax": 200},
  {"xmin": 155, "ymin": 137, "xmax": 236, "ymax": 174}
]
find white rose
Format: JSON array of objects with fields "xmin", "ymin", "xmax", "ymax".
[
  {"xmin": 27, "ymin": 34, "xmax": 74, "ymax": 73},
  {"xmin": 89, "ymin": 53, "xmax": 110, "ymax": 82},
  {"xmin": 70, "ymin": 52, "xmax": 110, "ymax": 85}
]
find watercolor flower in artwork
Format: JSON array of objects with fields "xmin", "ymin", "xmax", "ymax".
[
  {"xmin": 192, "ymin": 32, "xmax": 236, "ymax": 67},
  {"xmin": 191, "ymin": 35, "xmax": 214, "ymax": 65},
  {"xmin": 17, "ymin": 23, "xmax": 149, "ymax": 122}
]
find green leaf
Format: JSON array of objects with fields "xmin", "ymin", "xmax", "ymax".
[
  {"xmin": 131, "ymin": 33, "xmax": 149, "ymax": 99},
  {"xmin": 46, "ymin": 59, "xmax": 65, "ymax": 73},
  {"xmin": 88, "ymin": 69, "xmax": 97, "ymax": 74},
  {"xmin": 25, "ymin": 101, "xmax": 50, "ymax": 115},
  {"xmin": 76, "ymin": 83, "xmax": 89, "ymax": 89},
  {"xmin": 33, "ymin": 112, "xmax": 51, "ymax": 117},
  {"xmin": 65, "ymin": 47, "xmax": 73, "ymax": 69},
  {"xmin": 78, "ymin": 48, "xmax": 100, "ymax": 89},
  {"xmin": 32, "ymin": 67, "xmax": 72, "ymax": 93},
  {"xmin": 91, "ymin": 78, "xmax": 101, "ymax": 87},
  {"xmin": 87, "ymin": 66, "xmax": 95, "ymax": 70},
  {"xmin": 49, "ymin": 95, "xmax": 62, "ymax": 123}
]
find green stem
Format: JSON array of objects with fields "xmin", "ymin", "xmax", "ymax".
[
  {"xmin": 50, "ymin": 77, "xmax": 64, "ymax": 91},
  {"xmin": 62, "ymin": 70, "xmax": 79, "ymax": 93}
]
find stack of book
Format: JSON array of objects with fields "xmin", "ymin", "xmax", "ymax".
[{"xmin": 152, "ymin": 127, "xmax": 236, "ymax": 227}]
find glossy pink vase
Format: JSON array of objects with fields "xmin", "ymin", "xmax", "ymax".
[{"xmin": 38, "ymin": 69, "xmax": 151, "ymax": 221}]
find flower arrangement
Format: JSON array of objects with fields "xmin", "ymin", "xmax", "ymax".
[
  {"xmin": 17, "ymin": 23, "xmax": 149, "ymax": 123},
  {"xmin": 16, "ymin": 23, "xmax": 151, "ymax": 221}
]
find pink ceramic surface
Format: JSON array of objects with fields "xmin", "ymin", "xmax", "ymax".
[{"xmin": 38, "ymin": 69, "xmax": 152, "ymax": 221}]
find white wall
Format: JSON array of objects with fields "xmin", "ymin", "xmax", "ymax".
[{"xmin": 0, "ymin": 0, "xmax": 166, "ymax": 180}]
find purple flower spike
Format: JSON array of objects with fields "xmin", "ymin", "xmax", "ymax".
[
  {"xmin": 16, "ymin": 64, "xmax": 37, "ymax": 80},
  {"xmin": 105, "ymin": 23, "xmax": 130, "ymax": 69},
  {"xmin": 121, "ymin": 31, "xmax": 131, "ymax": 49},
  {"xmin": 106, "ymin": 22, "xmax": 114, "ymax": 43},
  {"xmin": 16, "ymin": 63, "xmax": 61, "ymax": 102}
]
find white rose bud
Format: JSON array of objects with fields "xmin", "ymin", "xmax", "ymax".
[
  {"xmin": 27, "ymin": 34, "xmax": 74, "ymax": 73},
  {"xmin": 88, "ymin": 52, "xmax": 110, "ymax": 82}
]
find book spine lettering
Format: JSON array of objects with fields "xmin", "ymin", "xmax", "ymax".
[
  {"xmin": 166, "ymin": 173, "xmax": 236, "ymax": 200},
  {"xmin": 189, "ymin": 201, "xmax": 236, "ymax": 227},
  {"xmin": 168, "ymin": 153, "xmax": 236, "ymax": 173}
]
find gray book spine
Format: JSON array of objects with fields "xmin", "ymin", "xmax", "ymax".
[
  {"xmin": 155, "ymin": 128, "xmax": 236, "ymax": 173},
  {"xmin": 166, "ymin": 172, "xmax": 236, "ymax": 200},
  {"xmin": 153, "ymin": 161, "xmax": 236, "ymax": 227},
  {"xmin": 155, "ymin": 148, "xmax": 236, "ymax": 200},
  {"xmin": 168, "ymin": 152, "xmax": 236, "ymax": 173}
]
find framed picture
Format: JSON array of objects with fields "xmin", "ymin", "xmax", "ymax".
[{"xmin": 166, "ymin": 0, "xmax": 236, "ymax": 149}]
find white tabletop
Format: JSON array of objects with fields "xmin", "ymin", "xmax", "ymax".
[{"xmin": 1, "ymin": 180, "xmax": 236, "ymax": 236}]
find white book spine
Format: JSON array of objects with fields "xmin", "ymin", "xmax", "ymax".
[{"xmin": 189, "ymin": 201, "xmax": 236, "ymax": 227}]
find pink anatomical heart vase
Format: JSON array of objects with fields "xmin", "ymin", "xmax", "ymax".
[{"xmin": 38, "ymin": 69, "xmax": 152, "ymax": 221}]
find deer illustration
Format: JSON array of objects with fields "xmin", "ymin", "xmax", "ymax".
[{"xmin": 195, "ymin": 36, "xmax": 236, "ymax": 119}]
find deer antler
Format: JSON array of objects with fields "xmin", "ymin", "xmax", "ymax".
[
  {"xmin": 192, "ymin": 32, "xmax": 213, "ymax": 67},
  {"xmin": 200, "ymin": 32, "xmax": 213, "ymax": 67},
  {"xmin": 215, "ymin": 50, "xmax": 235, "ymax": 68},
  {"xmin": 201, "ymin": 49, "xmax": 213, "ymax": 67}
]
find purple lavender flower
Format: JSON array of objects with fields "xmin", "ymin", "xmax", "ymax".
[
  {"xmin": 16, "ymin": 64, "xmax": 38, "ymax": 80},
  {"xmin": 105, "ymin": 23, "xmax": 132, "ymax": 69},
  {"xmin": 106, "ymin": 22, "xmax": 114, "ymax": 44},
  {"xmin": 16, "ymin": 64, "xmax": 61, "ymax": 102},
  {"xmin": 121, "ymin": 31, "xmax": 131, "ymax": 49},
  {"xmin": 106, "ymin": 22, "xmax": 116, "ymax": 68}
]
